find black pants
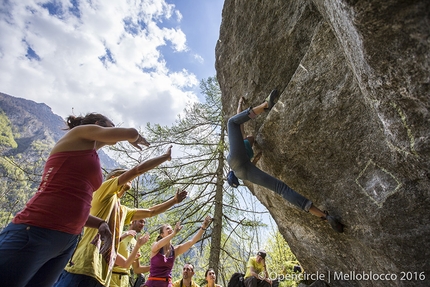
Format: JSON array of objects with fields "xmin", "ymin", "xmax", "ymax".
[{"xmin": 244, "ymin": 277, "xmax": 271, "ymax": 287}]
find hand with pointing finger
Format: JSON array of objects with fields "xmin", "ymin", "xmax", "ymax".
[{"xmin": 130, "ymin": 134, "xmax": 150, "ymax": 150}]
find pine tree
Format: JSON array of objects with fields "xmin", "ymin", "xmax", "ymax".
[
  {"xmin": 107, "ymin": 77, "xmax": 273, "ymax": 285},
  {"xmin": 145, "ymin": 77, "xmax": 227, "ymax": 276},
  {"xmin": 143, "ymin": 77, "xmax": 270, "ymax": 283}
]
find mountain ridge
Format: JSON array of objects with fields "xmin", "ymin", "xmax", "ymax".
[{"xmin": 0, "ymin": 91, "xmax": 118, "ymax": 169}]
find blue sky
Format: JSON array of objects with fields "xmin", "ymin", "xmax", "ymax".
[
  {"xmin": 0, "ymin": 0, "xmax": 224, "ymax": 127},
  {"xmin": 0, "ymin": 0, "xmax": 275, "ymax": 241}
]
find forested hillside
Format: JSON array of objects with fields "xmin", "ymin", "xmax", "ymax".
[{"xmin": 0, "ymin": 92, "xmax": 117, "ymax": 227}]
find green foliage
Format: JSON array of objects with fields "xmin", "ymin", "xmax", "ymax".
[
  {"xmin": 264, "ymin": 229, "xmax": 302, "ymax": 287},
  {"xmin": 0, "ymin": 125, "xmax": 54, "ymax": 229},
  {"xmin": 0, "ymin": 154, "xmax": 36, "ymax": 228},
  {"xmin": 0, "ymin": 111, "xmax": 18, "ymax": 149}
]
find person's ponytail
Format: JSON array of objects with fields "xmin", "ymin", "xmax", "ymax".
[
  {"xmin": 65, "ymin": 115, "xmax": 84, "ymax": 130},
  {"xmin": 64, "ymin": 113, "xmax": 112, "ymax": 130}
]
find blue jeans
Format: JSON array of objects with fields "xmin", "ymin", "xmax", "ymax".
[
  {"xmin": 227, "ymin": 108, "xmax": 312, "ymax": 211},
  {"xmin": 54, "ymin": 270, "xmax": 104, "ymax": 287},
  {"xmin": 0, "ymin": 223, "xmax": 79, "ymax": 287}
]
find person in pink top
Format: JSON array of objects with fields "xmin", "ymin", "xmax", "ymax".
[
  {"xmin": 0, "ymin": 112, "xmax": 151, "ymax": 287},
  {"xmin": 145, "ymin": 216, "xmax": 212, "ymax": 287}
]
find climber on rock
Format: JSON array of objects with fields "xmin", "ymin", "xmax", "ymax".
[{"xmin": 227, "ymin": 89, "xmax": 344, "ymax": 233}]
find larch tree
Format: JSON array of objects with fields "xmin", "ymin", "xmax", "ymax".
[
  {"xmin": 107, "ymin": 77, "xmax": 271, "ymax": 284},
  {"xmin": 144, "ymin": 77, "xmax": 227, "ymax": 276}
]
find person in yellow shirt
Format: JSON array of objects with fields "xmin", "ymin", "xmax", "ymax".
[
  {"xmin": 172, "ymin": 263, "xmax": 200, "ymax": 287},
  {"xmin": 55, "ymin": 145, "xmax": 188, "ymax": 287},
  {"xmin": 244, "ymin": 250, "xmax": 272, "ymax": 287},
  {"xmin": 111, "ymin": 219, "xmax": 150, "ymax": 287}
]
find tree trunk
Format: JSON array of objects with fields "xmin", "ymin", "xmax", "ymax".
[{"xmin": 208, "ymin": 121, "xmax": 226, "ymax": 281}]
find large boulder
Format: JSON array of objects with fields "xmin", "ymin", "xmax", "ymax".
[{"xmin": 216, "ymin": 1, "xmax": 429, "ymax": 287}]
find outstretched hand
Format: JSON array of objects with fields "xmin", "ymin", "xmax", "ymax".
[
  {"xmin": 124, "ymin": 230, "xmax": 137, "ymax": 238},
  {"xmin": 175, "ymin": 189, "xmax": 188, "ymax": 203},
  {"xmin": 136, "ymin": 232, "xmax": 150, "ymax": 247},
  {"xmin": 173, "ymin": 221, "xmax": 183, "ymax": 234},
  {"xmin": 164, "ymin": 145, "xmax": 173, "ymax": 161},
  {"xmin": 202, "ymin": 215, "xmax": 212, "ymax": 230},
  {"xmin": 130, "ymin": 134, "xmax": 150, "ymax": 150}
]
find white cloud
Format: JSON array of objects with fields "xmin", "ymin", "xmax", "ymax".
[
  {"xmin": 193, "ymin": 53, "xmax": 204, "ymax": 64},
  {"xmin": 0, "ymin": 0, "xmax": 200, "ymax": 128}
]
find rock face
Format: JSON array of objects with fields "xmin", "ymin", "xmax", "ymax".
[{"xmin": 216, "ymin": 1, "xmax": 429, "ymax": 287}]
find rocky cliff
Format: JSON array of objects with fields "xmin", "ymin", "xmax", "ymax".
[{"xmin": 216, "ymin": 1, "xmax": 429, "ymax": 287}]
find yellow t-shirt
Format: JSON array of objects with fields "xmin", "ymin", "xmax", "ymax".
[
  {"xmin": 110, "ymin": 235, "xmax": 137, "ymax": 287},
  {"xmin": 64, "ymin": 177, "xmax": 136, "ymax": 286},
  {"xmin": 113, "ymin": 235, "xmax": 136, "ymax": 274},
  {"xmin": 172, "ymin": 279, "xmax": 200, "ymax": 287},
  {"xmin": 201, "ymin": 284, "xmax": 222, "ymax": 287},
  {"xmin": 244, "ymin": 257, "xmax": 264, "ymax": 278}
]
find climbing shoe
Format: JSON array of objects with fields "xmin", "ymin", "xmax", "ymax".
[
  {"xmin": 323, "ymin": 211, "xmax": 344, "ymax": 233},
  {"xmin": 265, "ymin": 89, "xmax": 279, "ymax": 111}
]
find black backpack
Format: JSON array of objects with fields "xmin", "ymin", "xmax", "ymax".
[
  {"xmin": 228, "ymin": 272, "xmax": 245, "ymax": 287},
  {"xmin": 133, "ymin": 274, "xmax": 145, "ymax": 287}
]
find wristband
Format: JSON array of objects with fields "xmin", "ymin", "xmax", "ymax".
[
  {"xmin": 98, "ymin": 221, "xmax": 108, "ymax": 228},
  {"xmin": 201, "ymin": 226, "xmax": 207, "ymax": 230}
]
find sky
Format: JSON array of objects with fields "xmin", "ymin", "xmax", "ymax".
[
  {"xmin": 0, "ymin": 0, "xmax": 275, "ymax": 238},
  {"xmin": 0, "ymin": 0, "xmax": 224, "ymax": 128}
]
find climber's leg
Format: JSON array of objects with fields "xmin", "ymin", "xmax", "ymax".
[
  {"xmin": 235, "ymin": 161, "xmax": 312, "ymax": 211},
  {"xmin": 227, "ymin": 108, "xmax": 254, "ymax": 169},
  {"xmin": 227, "ymin": 89, "xmax": 279, "ymax": 167}
]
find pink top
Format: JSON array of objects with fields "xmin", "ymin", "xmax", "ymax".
[
  {"xmin": 13, "ymin": 149, "xmax": 103, "ymax": 234},
  {"xmin": 146, "ymin": 245, "xmax": 175, "ymax": 287}
]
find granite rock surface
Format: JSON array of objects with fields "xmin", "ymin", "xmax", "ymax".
[{"xmin": 216, "ymin": 1, "xmax": 429, "ymax": 286}]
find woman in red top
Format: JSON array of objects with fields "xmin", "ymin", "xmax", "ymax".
[{"xmin": 0, "ymin": 112, "xmax": 150, "ymax": 287}]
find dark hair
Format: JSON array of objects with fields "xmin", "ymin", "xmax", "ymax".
[
  {"xmin": 132, "ymin": 218, "xmax": 146, "ymax": 225},
  {"xmin": 65, "ymin": 113, "xmax": 113, "ymax": 130},
  {"xmin": 156, "ymin": 224, "xmax": 168, "ymax": 241},
  {"xmin": 184, "ymin": 263, "xmax": 194, "ymax": 272},
  {"xmin": 205, "ymin": 268, "xmax": 215, "ymax": 278},
  {"xmin": 105, "ymin": 168, "xmax": 127, "ymax": 180},
  {"xmin": 257, "ymin": 250, "xmax": 266, "ymax": 259}
]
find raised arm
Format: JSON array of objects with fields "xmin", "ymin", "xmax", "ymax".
[
  {"xmin": 150, "ymin": 222, "xmax": 182, "ymax": 257},
  {"xmin": 132, "ymin": 189, "xmax": 187, "ymax": 220},
  {"xmin": 115, "ymin": 233, "xmax": 150, "ymax": 268},
  {"xmin": 132, "ymin": 262, "xmax": 150, "ymax": 274},
  {"xmin": 117, "ymin": 145, "xmax": 172, "ymax": 186},
  {"xmin": 52, "ymin": 125, "xmax": 150, "ymax": 153},
  {"xmin": 120, "ymin": 230, "xmax": 137, "ymax": 241},
  {"xmin": 174, "ymin": 216, "xmax": 212, "ymax": 256}
]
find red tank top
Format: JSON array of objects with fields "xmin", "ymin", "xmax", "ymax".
[{"xmin": 13, "ymin": 149, "xmax": 103, "ymax": 234}]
